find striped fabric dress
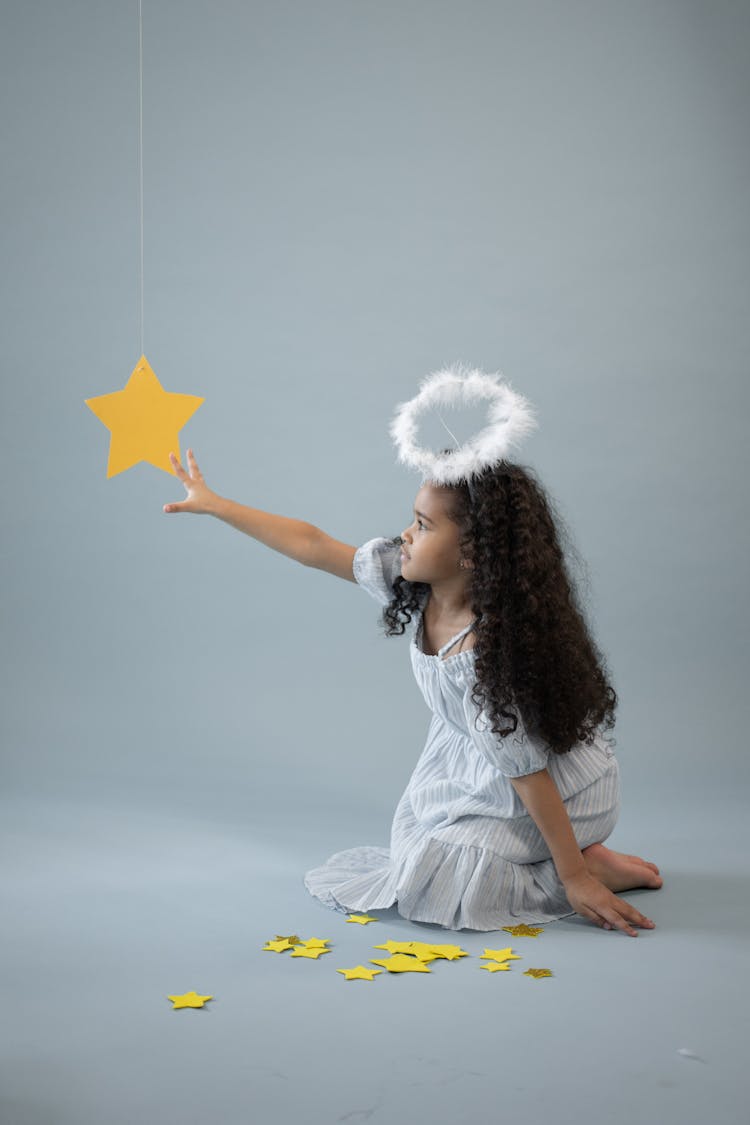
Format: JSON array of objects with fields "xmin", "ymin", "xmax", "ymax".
[{"xmin": 303, "ymin": 536, "xmax": 621, "ymax": 931}]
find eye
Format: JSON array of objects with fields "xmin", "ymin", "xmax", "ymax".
[{"xmin": 417, "ymin": 518, "xmax": 427, "ymax": 530}]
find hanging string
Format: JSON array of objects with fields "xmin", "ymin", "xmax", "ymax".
[
  {"xmin": 138, "ymin": 0, "xmax": 144, "ymax": 356},
  {"xmin": 437, "ymin": 412, "xmax": 460, "ymax": 450},
  {"xmin": 437, "ymin": 412, "xmax": 477, "ymax": 505}
]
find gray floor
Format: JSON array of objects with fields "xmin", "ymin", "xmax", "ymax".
[{"xmin": 1, "ymin": 792, "xmax": 746, "ymax": 1125}]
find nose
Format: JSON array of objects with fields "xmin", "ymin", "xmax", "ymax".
[{"xmin": 401, "ymin": 527, "xmax": 412, "ymax": 545}]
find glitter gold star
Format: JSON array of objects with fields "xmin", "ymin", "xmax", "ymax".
[
  {"xmin": 346, "ymin": 914, "xmax": 379, "ymax": 925},
  {"xmin": 167, "ymin": 991, "xmax": 213, "ymax": 1009},
  {"xmin": 337, "ymin": 965, "xmax": 383, "ymax": 981},
  {"xmin": 524, "ymin": 968, "xmax": 553, "ymax": 979},
  {"xmin": 85, "ymin": 355, "xmax": 203, "ymax": 478},
  {"xmin": 274, "ymin": 934, "xmax": 301, "ymax": 945},
  {"xmin": 370, "ymin": 954, "xmax": 432, "ymax": 974},
  {"xmin": 502, "ymin": 924, "xmax": 545, "ymax": 938}
]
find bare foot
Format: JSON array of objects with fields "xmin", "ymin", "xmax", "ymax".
[{"xmin": 582, "ymin": 843, "xmax": 663, "ymax": 893}]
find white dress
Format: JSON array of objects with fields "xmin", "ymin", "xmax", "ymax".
[{"xmin": 303, "ymin": 537, "xmax": 620, "ymax": 931}]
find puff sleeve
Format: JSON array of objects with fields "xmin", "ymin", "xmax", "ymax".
[
  {"xmin": 352, "ymin": 537, "xmax": 403, "ymax": 606},
  {"xmin": 462, "ymin": 692, "xmax": 550, "ymax": 778}
]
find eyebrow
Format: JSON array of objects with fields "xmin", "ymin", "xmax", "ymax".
[{"xmin": 414, "ymin": 509, "xmax": 436, "ymax": 524}]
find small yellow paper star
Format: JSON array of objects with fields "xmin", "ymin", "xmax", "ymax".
[
  {"xmin": 480, "ymin": 962, "xmax": 510, "ymax": 973},
  {"xmin": 263, "ymin": 939, "xmax": 297, "ymax": 953},
  {"xmin": 481, "ymin": 947, "xmax": 522, "ymax": 964},
  {"xmin": 346, "ymin": 914, "xmax": 379, "ymax": 925},
  {"xmin": 274, "ymin": 934, "xmax": 301, "ymax": 945},
  {"xmin": 372, "ymin": 941, "xmax": 437, "ymax": 962},
  {"xmin": 398, "ymin": 944, "xmax": 439, "ymax": 962},
  {"xmin": 298, "ymin": 938, "xmax": 330, "ymax": 949},
  {"xmin": 85, "ymin": 355, "xmax": 203, "ymax": 478},
  {"xmin": 372, "ymin": 940, "xmax": 468, "ymax": 961},
  {"xmin": 370, "ymin": 954, "xmax": 432, "ymax": 974},
  {"xmin": 426, "ymin": 943, "xmax": 469, "ymax": 960},
  {"xmin": 502, "ymin": 924, "xmax": 545, "ymax": 937},
  {"xmin": 524, "ymin": 968, "xmax": 553, "ymax": 979},
  {"xmin": 290, "ymin": 946, "xmax": 331, "ymax": 959},
  {"xmin": 167, "ymin": 991, "xmax": 213, "ymax": 1009},
  {"xmin": 373, "ymin": 940, "xmax": 411, "ymax": 954},
  {"xmin": 337, "ymin": 965, "xmax": 383, "ymax": 981}
]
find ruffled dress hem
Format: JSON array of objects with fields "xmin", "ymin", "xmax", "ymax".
[{"xmin": 303, "ymin": 840, "xmax": 577, "ymax": 932}]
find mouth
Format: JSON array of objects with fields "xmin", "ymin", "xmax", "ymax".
[{"xmin": 400, "ymin": 550, "xmax": 410, "ymax": 561}]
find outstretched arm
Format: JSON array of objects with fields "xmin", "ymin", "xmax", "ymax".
[
  {"xmin": 510, "ymin": 768, "xmax": 655, "ymax": 936},
  {"xmin": 164, "ymin": 449, "xmax": 357, "ymax": 581}
]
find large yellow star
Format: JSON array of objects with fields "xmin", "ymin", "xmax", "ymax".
[
  {"xmin": 167, "ymin": 991, "xmax": 213, "ymax": 1009},
  {"xmin": 85, "ymin": 355, "xmax": 203, "ymax": 477}
]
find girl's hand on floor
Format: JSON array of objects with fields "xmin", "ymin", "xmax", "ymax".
[
  {"xmin": 563, "ymin": 871, "xmax": 655, "ymax": 936},
  {"xmin": 163, "ymin": 449, "xmax": 218, "ymax": 515}
]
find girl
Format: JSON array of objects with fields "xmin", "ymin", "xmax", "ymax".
[{"xmin": 164, "ymin": 447, "xmax": 661, "ymax": 936}]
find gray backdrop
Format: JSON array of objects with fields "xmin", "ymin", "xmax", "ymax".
[{"xmin": 2, "ymin": 2, "xmax": 748, "ymax": 1123}]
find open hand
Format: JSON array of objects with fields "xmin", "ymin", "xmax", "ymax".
[
  {"xmin": 563, "ymin": 870, "xmax": 655, "ymax": 936},
  {"xmin": 163, "ymin": 449, "xmax": 218, "ymax": 515}
]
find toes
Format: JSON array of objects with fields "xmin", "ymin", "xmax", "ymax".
[{"xmin": 629, "ymin": 854, "xmax": 660, "ymax": 875}]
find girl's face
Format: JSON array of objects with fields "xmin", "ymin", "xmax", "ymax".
[{"xmin": 399, "ymin": 484, "xmax": 467, "ymax": 584}]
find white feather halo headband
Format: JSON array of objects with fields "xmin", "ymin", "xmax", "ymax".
[{"xmin": 389, "ymin": 363, "xmax": 539, "ymax": 486}]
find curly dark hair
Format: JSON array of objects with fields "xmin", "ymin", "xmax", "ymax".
[{"xmin": 382, "ymin": 460, "xmax": 617, "ymax": 756}]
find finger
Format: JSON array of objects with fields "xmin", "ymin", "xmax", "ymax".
[
  {"xmin": 163, "ymin": 500, "xmax": 188, "ymax": 513},
  {"xmin": 187, "ymin": 448, "xmax": 204, "ymax": 480},
  {"xmin": 577, "ymin": 905, "xmax": 611, "ymax": 931},
  {"xmin": 626, "ymin": 908, "xmax": 655, "ymax": 928},
  {"xmin": 612, "ymin": 894, "xmax": 655, "ymax": 929},
  {"xmin": 602, "ymin": 907, "xmax": 638, "ymax": 937},
  {"xmin": 580, "ymin": 893, "xmax": 636, "ymax": 936},
  {"xmin": 169, "ymin": 451, "xmax": 188, "ymax": 480}
]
